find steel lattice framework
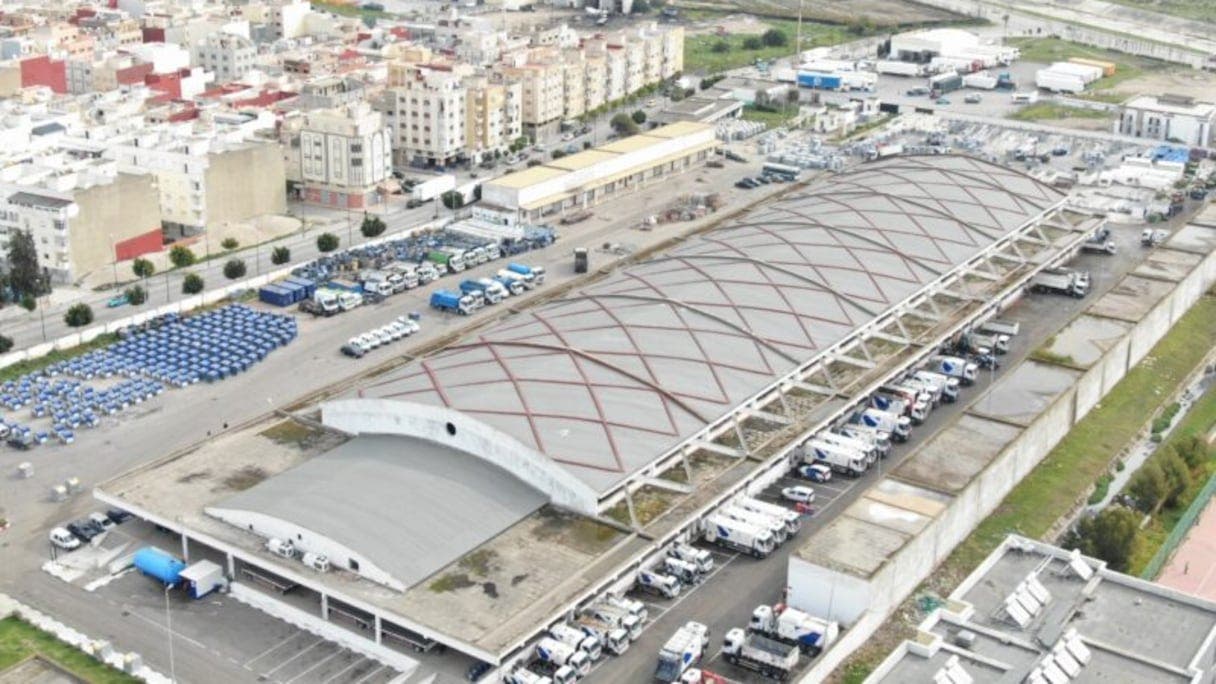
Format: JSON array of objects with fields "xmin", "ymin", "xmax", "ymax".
[{"xmin": 360, "ymin": 156, "xmax": 1064, "ymax": 495}]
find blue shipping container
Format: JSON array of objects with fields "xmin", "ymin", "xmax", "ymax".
[
  {"xmin": 283, "ymin": 276, "xmax": 316, "ymax": 299},
  {"xmin": 277, "ymin": 280, "xmax": 305, "ymax": 303},
  {"xmin": 259, "ymin": 284, "xmax": 294, "ymax": 307},
  {"xmin": 134, "ymin": 547, "xmax": 186, "ymax": 585},
  {"xmin": 797, "ymin": 71, "xmax": 843, "ymax": 90}
]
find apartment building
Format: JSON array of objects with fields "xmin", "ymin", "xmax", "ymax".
[
  {"xmin": 109, "ymin": 132, "xmax": 286, "ymax": 237},
  {"xmin": 297, "ymin": 103, "xmax": 392, "ymax": 209},
  {"xmin": 1118, "ymin": 94, "xmax": 1216, "ymax": 147},
  {"xmin": 385, "ymin": 60, "xmax": 472, "ymax": 168},
  {"xmin": 193, "ymin": 33, "xmax": 257, "ymax": 83},
  {"xmin": 0, "ymin": 164, "xmax": 161, "ymax": 284},
  {"xmin": 465, "ymin": 76, "xmax": 522, "ymax": 162},
  {"xmin": 497, "ymin": 54, "xmax": 565, "ymax": 138},
  {"xmin": 66, "ymin": 53, "xmax": 153, "ymax": 95}
]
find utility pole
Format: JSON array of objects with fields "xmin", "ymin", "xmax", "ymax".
[{"xmin": 796, "ymin": 0, "xmax": 804, "ymax": 63}]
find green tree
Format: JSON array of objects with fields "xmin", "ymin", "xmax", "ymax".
[
  {"xmin": 441, "ymin": 190, "xmax": 464, "ymax": 210},
  {"xmin": 182, "ymin": 273, "xmax": 204, "ymax": 294},
  {"xmin": 63, "ymin": 303, "xmax": 93, "ymax": 328},
  {"xmin": 6, "ymin": 229, "xmax": 41, "ymax": 297},
  {"xmin": 19, "ymin": 294, "xmax": 36, "ymax": 312},
  {"xmin": 271, "ymin": 246, "xmax": 291, "ymax": 265},
  {"xmin": 610, "ymin": 112, "xmax": 639, "ymax": 135},
  {"xmin": 1160, "ymin": 450, "xmax": 1191, "ymax": 508},
  {"xmin": 0, "ymin": 334, "xmax": 11, "ymax": 353},
  {"xmin": 169, "ymin": 245, "xmax": 196, "ymax": 268},
  {"xmin": 1068, "ymin": 506, "xmax": 1139, "ymax": 572},
  {"xmin": 316, "ymin": 233, "xmax": 340, "ymax": 253},
  {"xmin": 742, "ymin": 36, "xmax": 763, "ymax": 50},
  {"xmin": 223, "ymin": 259, "xmax": 247, "ymax": 280},
  {"xmin": 360, "ymin": 214, "xmax": 387, "ymax": 239},
  {"xmin": 220, "ymin": 237, "xmax": 239, "ymax": 250},
  {"xmin": 124, "ymin": 285, "xmax": 147, "ymax": 306},
  {"xmin": 762, "ymin": 28, "xmax": 787, "ymax": 47},
  {"xmin": 711, "ymin": 40, "xmax": 730, "ymax": 54},
  {"xmin": 1174, "ymin": 435, "xmax": 1210, "ymax": 469},
  {"xmin": 1128, "ymin": 460, "xmax": 1168, "ymax": 513},
  {"xmin": 132, "ymin": 257, "xmax": 155, "ymax": 279},
  {"xmin": 632, "ymin": 109, "xmax": 647, "ymax": 125}
]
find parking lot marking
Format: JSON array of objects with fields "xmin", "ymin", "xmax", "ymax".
[
  {"xmin": 322, "ymin": 658, "xmax": 366, "ymax": 684},
  {"xmin": 352, "ymin": 664, "xmax": 385, "ymax": 684},
  {"xmin": 286, "ymin": 649, "xmax": 344, "ymax": 683},
  {"xmin": 126, "ymin": 608, "xmax": 209, "ymax": 650},
  {"xmin": 244, "ymin": 631, "xmax": 306, "ymax": 668},
  {"xmin": 264, "ymin": 638, "xmax": 324, "ymax": 676}
]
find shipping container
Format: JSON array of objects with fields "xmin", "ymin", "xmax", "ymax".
[
  {"xmin": 796, "ymin": 71, "xmax": 843, "ymax": 90},
  {"xmin": 1067, "ymin": 57, "xmax": 1116, "ymax": 77},
  {"xmin": 258, "ymin": 284, "xmax": 295, "ymax": 307}
]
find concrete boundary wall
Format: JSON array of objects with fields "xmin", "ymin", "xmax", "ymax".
[
  {"xmin": 0, "ymin": 220, "xmax": 446, "ymax": 373},
  {"xmin": 800, "ymin": 242, "xmax": 1216, "ymax": 682},
  {"xmin": 0, "ymin": 592, "xmax": 171, "ymax": 683}
]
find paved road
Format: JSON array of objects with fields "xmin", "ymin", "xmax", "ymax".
[{"xmin": 582, "ymin": 216, "xmax": 1170, "ymax": 683}]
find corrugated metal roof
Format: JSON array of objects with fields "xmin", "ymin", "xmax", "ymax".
[
  {"xmin": 361, "ymin": 156, "xmax": 1063, "ymax": 496},
  {"xmin": 210, "ymin": 435, "xmax": 546, "ymax": 589}
]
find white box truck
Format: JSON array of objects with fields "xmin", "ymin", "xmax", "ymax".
[
  {"xmin": 749, "ymin": 604, "xmax": 839, "ymax": 656},
  {"xmin": 815, "ymin": 430, "xmax": 880, "ymax": 465},
  {"xmin": 733, "ymin": 496, "xmax": 802, "ymax": 535},
  {"xmin": 803, "ymin": 439, "xmax": 867, "ymax": 477},
  {"xmin": 411, "ymin": 174, "xmax": 457, "ymax": 203},
  {"xmin": 574, "ymin": 616, "xmax": 630, "ymax": 656},
  {"xmin": 855, "ymin": 407, "xmax": 912, "ymax": 442},
  {"xmin": 549, "ymin": 623, "xmax": 603, "ymax": 661},
  {"xmin": 722, "ymin": 628, "xmax": 799, "ymax": 681},
  {"xmin": 701, "ymin": 514, "xmax": 776, "ymax": 558},
  {"xmin": 654, "ymin": 622, "xmax": 709, "ymax": 682},
  {"xmin": 668, "ymin": 543, "xmax": 713, "ymax": 573},
  {"xmin": 925, "ymin": 356, "xmax": 979, "ymax": 386},
  {"xmin": 877, "ymin": 60, "xmax": 924, "ymax": 77},
  {"xmin": 535, "ymin": 637, "xmax": 591, "ymax": 677},
  {"xmin": 585, "ymin": 604, "xmax": 642, "ymax": 641},
  {"xmin": 721, "ymin": 505, "xmax": 788, "ymax": 545},
  {"xmin": 638, "ymin": 569, "xmax": 682, "ymax": 598}
]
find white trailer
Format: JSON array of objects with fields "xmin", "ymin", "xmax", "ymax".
[
  {"xmin": 979, "ymin": 318, "xmax": 1020, "ymax": 337},
  {"xmin": 749, "ymin": 604, "xmax": 840, "ymax": 655},
  {"xmin": 721, "ymin": 505, "xmax": 787, "ymax": 545},
  {"xmin": 815, "ymin": 430, "xmax": 880, "ymax": 465},
  {"xmin": 1035, "ymin": 68, "xmax": 1086, "ymax": 93},
  {"xmin": 410, "ymin": 174, "xmax": 457, "ymax": 202},
  {"xmin": 837, "ymin": 424, "xmax": 893, "ymax": 457},
  {"xmin": 722, "ymin": 628, "xmax": 799, "ymax": 681},
  {"xmin": 962, "ymin": 71, "xmax": 998, "ymax": 89},
  {"xmin": 733, "ymin": 496, "xmax": 802, "ymax": 535},
  {"xmin": 701, "ymin": 514, "xmax": 776, "ymax": 558},
  {"xmin": 549, "ymin": 623, "xmax": 603, "ymax": 661},
  {"xmin": 654, "ymin": 622, "xmax": 710, "ymax": 683},
  {"xmin": 876, "ymin": 60, "xmax": 924, "ymax": 77}
]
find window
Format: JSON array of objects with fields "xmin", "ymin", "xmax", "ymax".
[{"xmin": 349, "ymin": 559, "xmax": 360, "ymax": 571}]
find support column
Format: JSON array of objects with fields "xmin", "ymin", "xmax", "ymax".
[
  {"xmin": 226, "ymin": 553, "xmax": 235, "ymax": 578},
  {"xmin": 180, "ymin": 534, "xmax": 189, "ymax": 561},
  {"xmin": 321, "ymin": 593, "xmax": 329, "ymax": 620},
  {"xmin": 375, "ymin": 615, "xmax": 382, "ymax": 645}
]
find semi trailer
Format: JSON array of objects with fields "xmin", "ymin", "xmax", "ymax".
[
  {"xmin": 748, "ymin": 604, "xmax": 839, "ymax": 655},
  {"xmin": 701, "ymin": 515, "xmax": 776, "ymax": 558}
]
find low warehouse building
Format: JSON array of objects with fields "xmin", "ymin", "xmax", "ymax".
[
  {"xmin": 480, "ymin": 121, "xmax": 718, "ymax": 223},
  {"xmin": 98, "ymin": 156, "xmax": 1090, "ymax": 673}
]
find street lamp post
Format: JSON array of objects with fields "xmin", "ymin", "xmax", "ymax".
[
  {"xmin": 163, "ymin": 584, "xmax": 177, "ymax": 683},
  {"xmin": 109, "ymin": 234, "xmax": 118, "ymax": 290}
]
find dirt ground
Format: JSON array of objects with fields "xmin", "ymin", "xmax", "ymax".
[
  {"xmin": 684, "ymin": 12, "xmax": 772, "ymax": 35},
  {"xmin": 673, "ymin": 0, "xmax": 957, "ymax": 26},
  {"xmin": 1049, "ymin": 116, "xmax": 1118, "ymax": 132},
  {"xmin": 1112, "ymin": 68, "xmax": 1216, "ymax": 100}
]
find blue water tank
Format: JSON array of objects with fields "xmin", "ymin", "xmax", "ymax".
[{"xmin": 133, "ymin": 547, "xmax": 186, "ymax": 585}]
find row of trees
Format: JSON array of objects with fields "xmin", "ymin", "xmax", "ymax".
[
  {"xmin": 1065, "ymin": 435, "xmax": 1212, "ymax": 571},
  {"xmin": 710, "ymin": 28, "xmax": 788, "ymax": 54}
]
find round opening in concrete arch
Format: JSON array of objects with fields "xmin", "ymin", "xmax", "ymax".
[{"xmin": 446, "ymin": 421, "xmax": 457, "ymax": 436}]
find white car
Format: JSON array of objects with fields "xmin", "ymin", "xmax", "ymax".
[
  {"xmin": 88, "ymin": 512, "xmax": 116, "ymax": 531},
  {"xmin": 49, "ymin": 527, "xmax": 81, "ymax": 550},
  {"xmin": 386, "ymin": 322, "xmax": 407, "ymax": 340},
  {"xmin": 396, "ymin": 317, "xmax": 421, "ymax": 335},
  {"xmin": 372, "ymin": 328, "xmax": 393, "ymax": 346},
  {"xmin": 355, "ymin": 334, "xmax": 377, "ymax": 351},
  {"xmin": 781, "ymin": 486, "xmax": 816, "ymax": 504}
]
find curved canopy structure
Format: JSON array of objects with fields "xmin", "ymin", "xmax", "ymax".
[{"xmin": 348, "ymin": 156, "xmax": 1063, "ymax": 500}]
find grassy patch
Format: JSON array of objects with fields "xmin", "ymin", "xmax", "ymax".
[
  {"xmin": 1008, "ymin": 103, "xmax": 1114, "ymax": 122},
  {"xmin": 222, "ymin": 466, "xmax": 268, "ymax": 492},
  {"xmin": 684, "ymin": 18, "xmax": 868, "ymax": 74},
  {"xmin": 1087, "ymin": 473, "xmax": 1113, "ymax": 505},
  {"xmin": 1029, "ymin": 346, "xmax": 1078, "ymax": 366},
  {"xmin": 0, "ymin": 333, "xmax": 119, "ymax": 384},
  {"xmin": 311, "ymin": 0, "xmax": 388, "ymax": 18},
  {"xmin": 740, "ymin": 104, "xmax": 801, "ymax": 127},
  {"xmin": 428, "ymin": 573, "xmax": 475, "ymax": 593},
  {"xmin": 835, "ymin": 295, "xmax": 1216, "ymax": 680},
  {"xmin": 458, "ymin": 549, "xmax": 498, "ymax": 577},
  {"xmin": 259, "ymin": 419, "xmax": 321, "ymax": 447},
  {"xmin": 0, "ymin": 617, "xmax": 138, "ymax": 682},
  {"xmin": 1152, "ymin": 401, "xmax": 1182, "ymax": 435}
]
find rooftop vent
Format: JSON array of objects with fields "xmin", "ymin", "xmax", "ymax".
[
  {"xmin": 953, "ymin": 630, "xmax": 976, "ymax": 650},
  {"xmin": 932, "ymin": 655, "xmax": 974, "ymax": 684},
  {"xmin": 1067, "ymin": 549, "xmax": 1093, "ymax": 581}
]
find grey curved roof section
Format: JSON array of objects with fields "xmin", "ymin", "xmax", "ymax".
[{"xmin": 359, "ymin": 156, "xmax": 1064, "ymax": 496}]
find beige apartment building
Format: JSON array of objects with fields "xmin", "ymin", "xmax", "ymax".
[{"xmin": 297, "ymin": 103, "xmax": 393, "ymax": 209}]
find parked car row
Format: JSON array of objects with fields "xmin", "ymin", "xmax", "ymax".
[
  {"xmin": 342, "ymin": 316, "xmax": 422, "ymax": 358},
  {"xmin": 49, "ymin": 509, "xmax": 132, "ymax": 550}
]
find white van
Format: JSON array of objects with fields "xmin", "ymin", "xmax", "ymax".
[{"xmin": 49, "ymin": 527, "xmax": 81, "ymax": 550}]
